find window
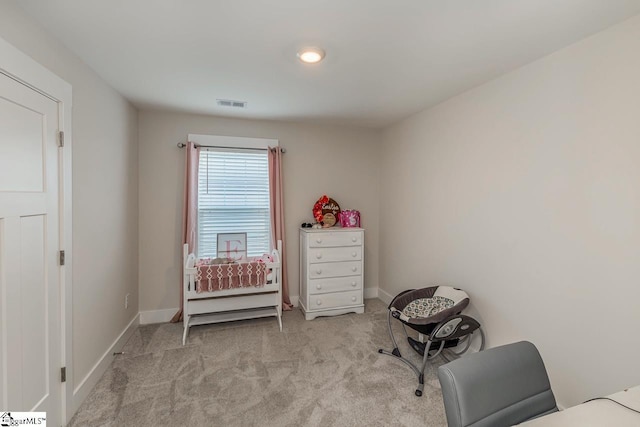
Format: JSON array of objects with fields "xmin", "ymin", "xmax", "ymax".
[{"xmin": 197, "ymin": 148, "xmax": 270, "ymax": 258}]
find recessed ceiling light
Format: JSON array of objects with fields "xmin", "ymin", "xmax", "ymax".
[{"xmin": 297, "ymin": 47, "xmax": 325, "ymax": 64}]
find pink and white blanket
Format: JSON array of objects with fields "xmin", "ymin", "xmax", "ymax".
[{"xmin": 195, "ymin": 261, "xmax": 269, "ymax": 293}]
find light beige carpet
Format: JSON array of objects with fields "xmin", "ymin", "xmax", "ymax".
[{"xmin": 69, "ymin": 299, "xmax": 447, "ymax": 426}]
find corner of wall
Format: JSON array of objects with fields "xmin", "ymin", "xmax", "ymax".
[{"xmin": 71, "ymin": 314, "xmax": 139, "ymax": 417}]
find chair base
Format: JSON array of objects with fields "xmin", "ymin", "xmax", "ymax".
[
  {"xmin": 408, "ymin": 336, "xmax": 460, "ymax": 357},
  {"xmin": 378, "ymin": 347, "xmax": 427, "ymax": 396},
  {"xmin": 378, "ymin": 307, "xmax": 484, "ymax": 396}
]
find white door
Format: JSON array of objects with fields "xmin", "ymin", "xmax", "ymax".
[{"xmin": 0, "ymin": 72, "xmax": 61, "ymax": 424}]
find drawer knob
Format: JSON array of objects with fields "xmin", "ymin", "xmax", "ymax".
[
  {"xmin": 351, "ymin": 237, "xmax": 357, "ymax": 242},
  {"xmin": 316, "ymin": 253, "xmax": 322, "ymax": 259},
  {"xmin": 316, "ymin": 238, "xmax": 322, "ymax": 244},
  {"xmin": 351, "ymin": 267, "xmax": 357, "ymax": 272},
  {"xmin": 351, "ymin": 252, "xmax": 357, "ymax": 257},
  {"xmin": 351, "ymin": 281, "xmax": 357, "ymax": 287},
  {"xmin": 316, "ymin": 284, "xmax": 322, "ymax": 290},
  {"xmin": 316, "ymin": 269, "xmax": 322, "ymax": 275},
  {"xmin": 316, "ymin": 299, "xmax": 322, "ymax": 306},
  {"xmin": 351, "ymin": 296, "xmax": 357, "ymax": 302}
]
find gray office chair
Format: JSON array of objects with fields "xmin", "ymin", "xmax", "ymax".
[{"xmin": 437, "ymin": 341, "xmax": 558, "ymax": 427}]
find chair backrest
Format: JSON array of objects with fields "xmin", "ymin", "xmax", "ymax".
[{"xmin": 437, "ymin": 341, "xmax": 557, "ymax": 427}]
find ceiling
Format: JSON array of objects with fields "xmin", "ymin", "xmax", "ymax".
[{"xmin": 18, "ymin": 0, "xmax": 640, "ymax": 128}]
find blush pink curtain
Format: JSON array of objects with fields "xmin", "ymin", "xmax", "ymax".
[
  {"xmin": 268, "ymin": 147, "xmax": 292, "ymax": 310},
  {"xmin": 171, "ymin": 141, "xmax": 200, "ymax": 322}
]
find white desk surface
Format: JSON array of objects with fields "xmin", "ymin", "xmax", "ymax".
[{"xmin": 522, "ymin": 386, "xmax": 640, "ymax": 426}]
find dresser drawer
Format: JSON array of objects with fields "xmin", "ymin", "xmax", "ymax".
[
  {"xmin": 308, "ymin": 246, "xmax": 362, "ymax": 263},
  {"xmin": 308, "ymin": 290, "xmax": 362, "ymax": 310},
  {"xmin": 308, "ymin": 231, "xmax": 362, "ymax": 248},
  {"xmin": 308, "ymin": 261, "xmax": 361, "ymax": 279},
  {"xmin": 308, "ymin": 276, "xmax": 362, "ymax": 295}
]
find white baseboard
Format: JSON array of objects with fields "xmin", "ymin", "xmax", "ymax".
[
  {"xmin": 378, "ymin": 287, "xmax": 394, "ymax": 305},
  {"xmin": 364, "ymin": 287, "xmax": 379, "ymax": 299},
  {"xmin": 71, "ymin": 313, "xmax": 139, "ymax": 415},
  {"xmin": 139, "ymin": 308, "xmax": 179, "ymax": 325},
  {"xmin": 290, "ymin": 292, "xmax": 380, "ymax": 305}
]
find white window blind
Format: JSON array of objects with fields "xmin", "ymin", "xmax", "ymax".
[{"xmin": 197, "ymin": 148, "xmax": 271, "ymax": 258}]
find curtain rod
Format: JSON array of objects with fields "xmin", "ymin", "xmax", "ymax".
[{"xmin": 177, "ymin": 142, "xmax": 285, "ymax": 153}]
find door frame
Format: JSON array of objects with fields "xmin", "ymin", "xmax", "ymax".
[{"xmin": 0, "ymin": 37, "xmax": 73, "ymax": 423}]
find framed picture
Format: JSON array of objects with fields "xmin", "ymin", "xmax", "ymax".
[{"xmin": 217, "ymin": 232, "xmax": 247, "ymax": 261}]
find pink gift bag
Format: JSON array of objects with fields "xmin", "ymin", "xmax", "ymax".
[{"xmin": 339, "ymin": 210, "xmax": 360, "ymax": 228}]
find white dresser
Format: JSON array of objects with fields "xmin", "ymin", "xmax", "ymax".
[{"xmin": 299, "ymin": 227, "xmax": 365, "ymax": 320}]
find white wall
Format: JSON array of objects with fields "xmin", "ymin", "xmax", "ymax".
[
  {"xmin": 0, "ymin": 0, "xmax": 139, "ymax": 405},
  {"xmin": 379, "ymin": 15, "xmax": 640, "ymax": 407},
  {"xmin": 138, "ymin": 110, "xmax": 381, "ymax": 316}
]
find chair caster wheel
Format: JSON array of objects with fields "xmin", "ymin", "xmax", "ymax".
[
  {"xmin": 378, "ymin": 349, "xmax": 383, "ymax": 353},
  {"xmin": 415, "ymin": 390, "xmax": 422, "ymax": 397}
]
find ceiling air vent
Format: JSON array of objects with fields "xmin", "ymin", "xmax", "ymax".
[{"xmin": 216, "ymin": 99, "xmax": 247, "ymax": 108}]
